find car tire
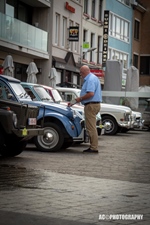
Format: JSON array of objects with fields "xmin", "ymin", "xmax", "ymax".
[
  {"xmin": 102, "ymin": 115, "xmax": 118, "ymax": 135},
  {"xmin": 34, "ymin": 122, "xmax": 64, "ymax": 152},
  {"xmin": 61, "ymin": 141, "xmax": 73, "ymax": 149},
  {"xmin": 0, "ymin": 132, "xmax": 26, "ymax": 157},
  {"xmin": 118, "ymin": 127, "xmax": 130, "ymax": 133}
]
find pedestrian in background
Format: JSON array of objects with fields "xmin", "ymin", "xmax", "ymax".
[{"xmin": 75, "ymin": 65, "xmax": 102, "ymax": 153}]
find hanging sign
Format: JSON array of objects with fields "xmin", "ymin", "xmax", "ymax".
[
  {"xmin": 82, "ymin": 42, "xmax": 90, "ymax": 52},
  {"xmin": 68, "ymin": 26, "xmax": 79, "ymax": 42}
]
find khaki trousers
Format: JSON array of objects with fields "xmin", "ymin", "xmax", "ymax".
[{"xmin": 84, "ymin": 103, "xmax": 101, "ymax": 150}]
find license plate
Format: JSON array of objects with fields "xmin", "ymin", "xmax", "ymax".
[{"xmin": 28, "ymin": 118, "xmax": 37, "ymax": 125}]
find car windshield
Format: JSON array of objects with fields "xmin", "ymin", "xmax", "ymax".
[
  {"xmin": 34, "ymin": 86, "xmax": 53, "ymax": 102},
  {"xmin": 10, "ymin": 82, "xmax": 31, "ymax": 99},
  {"xmin": 51, "ymin": 89, "xmax": 63, "ymax": 102}
]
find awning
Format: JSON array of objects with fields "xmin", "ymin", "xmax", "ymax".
[{"xmin": 90, "ymin": 69, "xmax": 105, "ymax": 77}]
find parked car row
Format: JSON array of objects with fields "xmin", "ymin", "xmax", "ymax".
[
  {"xmin": 0, "ymin": 74, "xmax": 146, "ymax": 158},
  {"xmin": 0, "ymin": 75, "xmax": 89, "ymax": 156},
  {"xmin": 55, "ymin": 87, "xmax": 144, "ymax": 134}
]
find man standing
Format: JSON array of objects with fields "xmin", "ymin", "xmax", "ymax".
[{"xmin": 75, "ymin": 65, "xmax": 102, "ymax": 153}]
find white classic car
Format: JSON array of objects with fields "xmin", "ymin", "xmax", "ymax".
[{"xmin": 55, "ymin": 87, "xmax": 141, "ymax": 135}]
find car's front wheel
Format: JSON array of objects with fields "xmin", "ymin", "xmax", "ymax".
[
  {"xmin": 102, "ymin": 115, "xmax": 118, "ymax": 135},
  {"xmin": 34, "ymin": 122, "xmax": 64, "ymax": 152}
]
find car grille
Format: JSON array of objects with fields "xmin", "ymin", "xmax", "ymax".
[{"xmin": 124, "ymin": 113, "xmax": 131, "ymax": 122}]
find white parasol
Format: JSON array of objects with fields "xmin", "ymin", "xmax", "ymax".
[
  {"xmin": 49, "ymin": 67, "xmax": 57, "ymax": 88},
  {"xmin": 2, "ymin": 55, "xmax": 14, "ymax": 77},
  {"xmin": 26, "ymin": 62, "xmax": 38, "ymax": 84}
]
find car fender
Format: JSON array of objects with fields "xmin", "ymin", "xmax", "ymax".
[{"xmin": 37, "ymin": 110, "xmax": 78, "ymax": 137}]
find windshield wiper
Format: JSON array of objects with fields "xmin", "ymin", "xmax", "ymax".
[
  {"xmin": 41, "ymin": 98, "xmax": 52, "ymax": 101},
  {"xmin": 19, "ymin": 93, "xmax": 24, "ymax": 98}
]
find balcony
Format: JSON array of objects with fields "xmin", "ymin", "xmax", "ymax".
[
  {"xmin": 0, "ymin": 12, "xmax": 48, "ymax": 52},
  {"xmin": 21, "ymin": 0, "xmax": 51, "ymax": 7}
]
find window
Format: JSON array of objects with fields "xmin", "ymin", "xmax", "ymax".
[
  {"xmin": 117, "ymin": 0, "xmax": 130, "ymax": 6},
  {"xmin": 140, "ymin": 56, "xmax": 150, "ymax": 75},
  {"xmin": 109, "ymin": 48, "xmax": 128, "ymax": 70},
  {"xmin": 116, "ymin": 17, "xmax": 121, "ymax": 39},
  {"xmin": 69, "ymin": 20, "xmax": 73, "ymax": 51},
  {"xmin": 76, "ymin": 0, "xmax": 81, "ymax": 3},
  {"xmin": 90, "ymin": 33, "xmax": 95, "ymax": 62},
  {"xmin": 55, "ymin": 13, "xmax": 60, "ymax": 45},
  {"xmin": 83, "ymin": 29, "xmax": 87, "ymax": 42},
  {"xmin": 134, "ymin": 19, "xmax": 140, "ymax": 40},
  {"xmin": 91, "ymin": 0, "xmax": 96, "ymax": 18},
  {"xmin": 6, "ymin": 0, "xmax": 32, "ymax": 24},
  {"xmin": 133, "ymin": 54, "xmax": 138, "ymax": 68},
  {"xmin": 62, "ymin": 17, "xmax": 67, "ymax": 48},
  {"xmin": 75, "ymin": 23, "xmax": 79, "ymax": 52},
  {"xmin": 83, "ymin": 29, "xmax": 88, "ymax": 60},
  {"xmin": 98, "ymin": 0, "xmax": 103, "ymax": 22},
  {"xmin": 84, "ymin": 0, "xmax": 88, "ymax": 14},
  {"xmin": 110, "ymin": 13, "xmax": 129, "ymax": 43}
]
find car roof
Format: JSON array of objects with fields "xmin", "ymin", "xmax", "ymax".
[
  {"xmin": 21, "ymin": 82, "xmax": 40, "ymax": 86},
  {"xmin": 0, "ymin": 75, "xmax": 20, "ymax": 83},
  {"xmin": 56, "ymin": 87, "xmax": 81, "ymax": 91},
  {"xmin": 41, "ymin": 84, "xmax": 53, "ymax": 90}
]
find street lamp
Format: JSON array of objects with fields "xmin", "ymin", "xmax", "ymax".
[
  {"xmin": 86, "ymin": 47, "xmax": 97, "ymax": 52},
  {"xmin": 80, "ymin": 47, "xmax": 97, "ymax": 64}
]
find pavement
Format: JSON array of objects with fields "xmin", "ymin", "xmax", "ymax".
[{"xmin": 0, "ymin": 130, "xmax": 150, "ymax": 225}]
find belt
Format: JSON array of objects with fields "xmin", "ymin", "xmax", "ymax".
[{"xmin": 84, "ymin": 102, "xmax": 100, "ymax": 106}]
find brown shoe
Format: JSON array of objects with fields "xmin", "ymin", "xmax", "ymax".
[{"xmin": 83, "ymin": 148, "xmax": 98, "ymax": 153}]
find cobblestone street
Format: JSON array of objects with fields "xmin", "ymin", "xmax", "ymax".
[{"xmin": 0, "ymin": 130, "xmax": 150, "ymax": 225}]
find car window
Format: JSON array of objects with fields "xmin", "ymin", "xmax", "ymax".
[
  {"xmin": 24, "ymin": 87, "xmax": 37, "ymax": 100},
  {"xmin": 0, "ymin": 83, "xmax": 16, "ymax": 101},
  {"xmin": 51, "ymin": 89, "xmax": 63, "ymax": 102},
  {"xmin": 59, "ymin": 91, "xmax": 76, "ymax": 102}
]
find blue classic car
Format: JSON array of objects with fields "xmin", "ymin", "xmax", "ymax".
[
  {"xmin": 21, "ymin": 82, "xmax": 103, "ymax": 136},
  {"xmin": 0, "ymin": 75, "xmax": 88, "ymax": 152}
]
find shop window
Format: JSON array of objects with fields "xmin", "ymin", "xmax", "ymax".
[
  {"xmin": 140, "ymin": 56, "xmax": 150, "ymax": 75},
  {"xmin": 134, "ymin": 20, "xmax": 140, "ymax": 40},
  {"xmin": 133, "ymin": 54, "xmax": 138, "ymax": 69}
]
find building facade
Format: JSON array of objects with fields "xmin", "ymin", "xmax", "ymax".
[
  {"xmin": 0, "ymin": 0, "xmax": 149, "ymax": 87},
  {"xmin": 131, "ymin": 0, "xmax": 150, "ymax": 86},
  {"xmin": 0, "ymin": 0, "xmax": 52, "ymax": 84}
]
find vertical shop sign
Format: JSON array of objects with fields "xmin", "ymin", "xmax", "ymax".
[{"xmin": 102, "ymin": 10, "xmax": 109, "ymax": 66}]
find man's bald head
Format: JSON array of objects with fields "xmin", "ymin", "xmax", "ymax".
[{"xmin": 80, "ymin": 65, "xmax": 90, "ymax": 78}]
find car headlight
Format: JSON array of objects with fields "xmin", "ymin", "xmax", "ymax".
[
  {"xmin": 13, "ymin": 113, "xmax": 18, "ymax": 128},
  {"xmin": 72, "ymin": 109, "xmax": 84, "ymax": 120}
]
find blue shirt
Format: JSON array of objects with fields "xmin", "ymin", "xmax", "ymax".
[{"xmin": 80, "ymin": 73, "xmax": 102, "ymax": 105}]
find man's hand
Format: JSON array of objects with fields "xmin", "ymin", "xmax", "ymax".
[
  {"xmin": 67, "ymin": 102, "xmax": 72, "ymax": 107},
  {"xmin": 75, "ymin": 97, "xmax": 81, "ymax": 103},
  {"xmin": 68, "ymin": 99, "xmax": 77, "ymax": 107}
]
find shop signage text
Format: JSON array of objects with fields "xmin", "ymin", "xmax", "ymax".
[
  {"xmin": 102, "ymin": 10, "xmax": 109, "ymax": 66},
  {"xmin": 90, "ymin": 69, "xmax": 105, "ymax": 77},
  {"xmin": 65, "ymin": 2, "xmax": 75, "ymax": 13}
]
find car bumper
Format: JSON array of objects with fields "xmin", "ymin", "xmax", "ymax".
[
  {"xmin": 118, "ymin": 121, "xmax": 132, "ymax": 129},
  {"xmin": 12, "ymin": 128, "xmax": 44, "ymax": 139}
]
